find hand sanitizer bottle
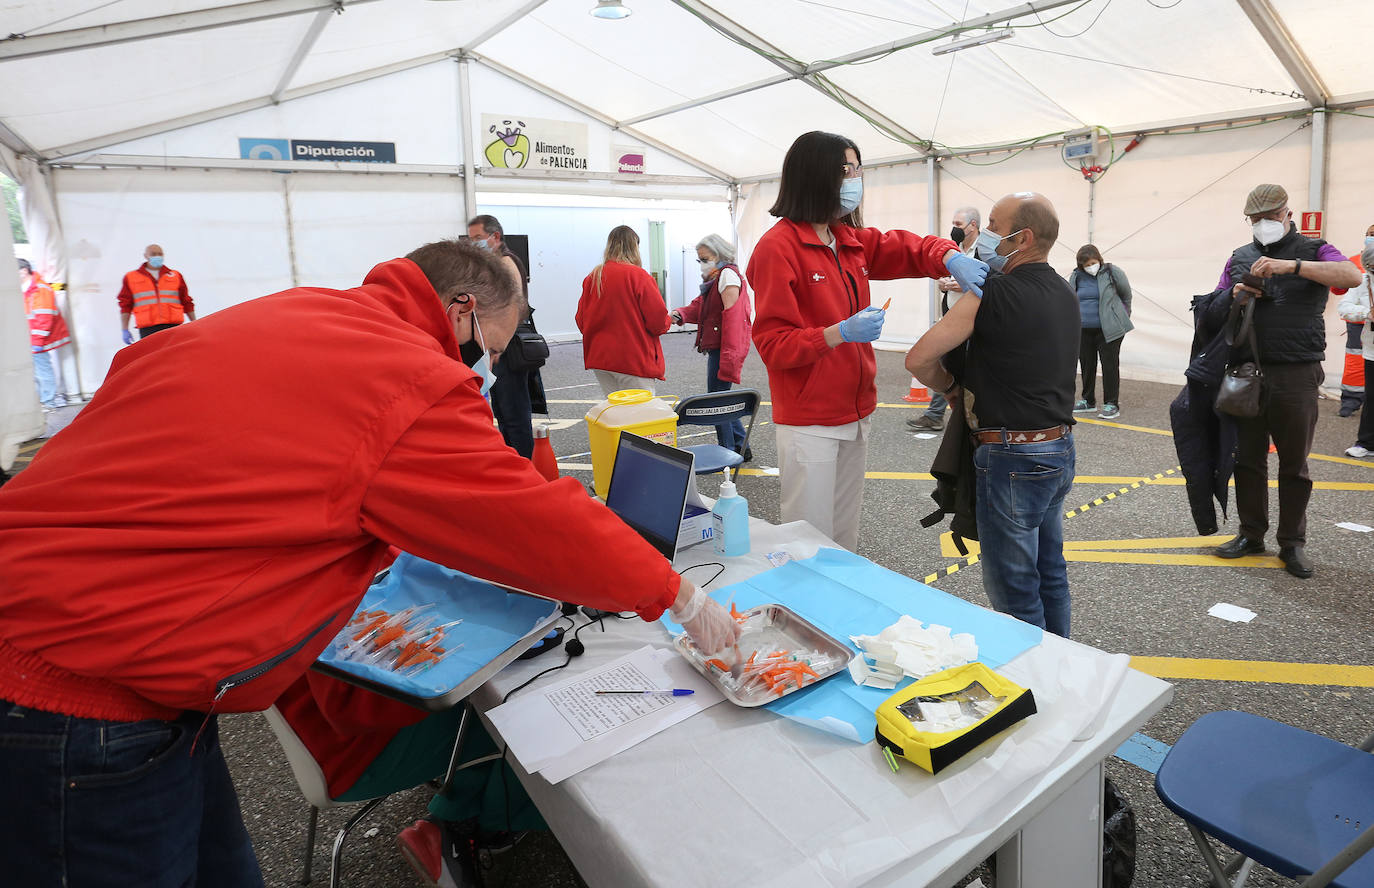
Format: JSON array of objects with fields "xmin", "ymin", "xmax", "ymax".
[{"xmin": 712, "ymin": 476, "xmax": 750, "ymax": 556}]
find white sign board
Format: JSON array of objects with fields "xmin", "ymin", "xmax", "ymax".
[
  {"xmin": 613, "ymin": 144, "xmax": 646, "ymax": 175},
  {"xmin": 481, "ymin": 115, "xmax": 589, "ymax": 171}
]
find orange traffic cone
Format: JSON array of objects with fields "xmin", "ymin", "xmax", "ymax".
[
  {"xmin": 532, "ymin": 424, "xmax": 560, "ymax": 481},
  {"xmin": 903, "ymin": 378, "xmax": 930, "ymax": 404}
]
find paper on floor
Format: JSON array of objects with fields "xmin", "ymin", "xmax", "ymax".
[
  {"xmin": 1208, "ymin": 603, "xmax": 1257, "ymax": 623},
  {"xmin": 487, "ymin": 645, "xmax": 724, "ymax": 784},
  {"xmin": 1336, "ymin": 521, "xmax": 1373, "ymax": 533}
]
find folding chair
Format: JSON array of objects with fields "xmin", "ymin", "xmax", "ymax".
[
  {"xmin": 1154, "ymin": 710, "xmax": 1374, "ymax": 888},
  {"xmin": 673, "ymin": 389, "xmax": 760, "ymax": 480}
]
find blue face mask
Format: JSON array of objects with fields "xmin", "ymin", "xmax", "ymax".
[
  {"xmin": 469, "ymin": 312, "xmax": 496, "ymax": 396},
  {"xmin": 980, "ymin": 227, "xmax": 1025, "ymax": 273},
  {"xmin": 1365, "ymin": 236, "xmax": 1374, "ymax": 249},
  {"xmin": 147, "ymin": 256, "xmax": 164, "ymax": 269},
  {"xmin": 838, "ymin": 177, "xmax": 863, "ymax": 217},
  {"xmin": 473, "ymin": 237, "xmax": 492, "ymax": 252}
]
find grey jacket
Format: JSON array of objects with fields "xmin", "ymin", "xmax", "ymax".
[{"xmin": 1067, "ymin": 264, "xmax": 1134, "ymax": 342}]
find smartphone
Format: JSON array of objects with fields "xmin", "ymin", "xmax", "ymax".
[{"xmin": 1240, "ymin": 272, "xmax": 1267, "ymax": 292}]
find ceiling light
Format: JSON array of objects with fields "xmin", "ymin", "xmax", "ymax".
[
  {"xmin": 931, "ymin": 28, "xmax": 1014, "ymax": 56},
  {"xmin": 590, "ymin": 0, "xmax": 632, "ymax": 19}
]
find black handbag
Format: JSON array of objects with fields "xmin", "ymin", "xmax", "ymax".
[
  {"xmin": 500, "ymin": 311, "xmax": 549, "ymax": 373},
  {"xmin": 1215, "ymin": 297, "xmax": 1262, "ymax": 418}
]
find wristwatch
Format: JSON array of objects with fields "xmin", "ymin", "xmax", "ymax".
[{"xmin": 1293, "ymin": 258, "xmax": 1303, "ymax": 276}]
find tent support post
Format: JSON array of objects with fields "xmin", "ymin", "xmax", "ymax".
[
  {"xmin": 1308, "ymin": 107, "xmax": 1328, "ymax": 221},
  {"xmin": 1088, "ymin": 175, "xmax": 1096, "ymax": 246},
  {"xmin": 927, "ymin": 156, "xmax": 940, "ymax": 330},
  {"xmin": 281, "ymin": 178, "xmax": 300, "ymax": 287},
  {"xmin": 457, "ymin": 56, "xmax": 477, "ymax": 225}
]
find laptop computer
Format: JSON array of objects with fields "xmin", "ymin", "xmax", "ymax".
[{"xmin": 604, "ymin": 432, "xmax": 696, "ymax": 560}]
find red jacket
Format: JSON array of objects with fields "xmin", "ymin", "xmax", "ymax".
[
  {"xmin": 747, "ymin": 219, "xmax": 957, "ymax": 426},
  {"xmin": 24, "ymin": 275, "xmax": 70, "ymax": 352},
  {"xmin": 118, "ymin": 263, "xmax": 193, "ymax": 327},
  {"xmin": 678, "ymin": 264, "xmax": 752, "ymax": 384},
  {"xmin": 0, "ymin": 259, "xmax": 680, "ymax": 723},
  {"xmin": 575, "ymin": 261, "xmax": 672, "ymax": 379}
]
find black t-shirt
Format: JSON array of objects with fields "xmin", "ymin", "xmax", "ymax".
[{"xmin": 966, "ymin": 262, "xmax": 1080, "ymax": 430}]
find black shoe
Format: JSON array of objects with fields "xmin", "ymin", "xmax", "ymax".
[
  {"xmin": 1214, "ymin": 535, "xmax": 1264, "ymax": 558},
  {"xmin": 1279, "ymin": 546, "xmax": 1313, "ymax": 579},
  {"xmin": 735, "ymin": 447, "xmax": 753, "ymax": 463}
]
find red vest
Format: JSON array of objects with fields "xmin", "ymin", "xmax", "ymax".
[{"xmin": 124, "ymin": 266, "xmax": 185, "ymax": 328}]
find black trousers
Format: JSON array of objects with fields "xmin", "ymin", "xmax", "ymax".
[
  {"xmin": 1079, "ymin": 328, "xmax": 1123, "ymax": 406},
  {"xmin": 489, "ymin": 366, "xmax": 534, "ymax": 459},
  {"xmin": 138, "ymin": 323, "xmax": 180, "ymax": 339},
  {"xmin": 1358, "ymin": 358, "xmax": 1374, "ymax": 449},
  {"xmin": 1234, "ymin": 361, "xmax": 1322, "ymax": 548}
]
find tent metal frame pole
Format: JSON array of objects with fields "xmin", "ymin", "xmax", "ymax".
[
  {"xmin": 0, "ymin": 118, "xmax": 41, "ymax": 159},
  {"xmin": 457, "ymin": 57, "xmax": 477, "ymax": 223},
  {"xmin": 270, "ymin": 8, "xmax": 335, "ymax": 103},
  {"xmin": 927, "ymin": 156, "xmax": 940, "ymax": 331},
  {"xmin": 1309, "ymin": 107, "xmax": 1328, "ymax": 218},
  {"xmin": 668, "ymin": 0, "xmax": 928, "ymax": 152},
  {"xmin": 628, "ymin": 0, "xmax": 1079, "ymax": 135},
  {"xmin": 0, "ymin": 0, "xmax": 378, "ymax": 62},
  {"xmin": 464, "ymin": 0, "xmax": 551, "ymax": 51},
  {"xmin": 1234, "ymin": 0, "xmax": 1328, "ymax": 108},
  {"xmin": 466, "ymin": 52, "xmax": 735, "ymax": 184}
]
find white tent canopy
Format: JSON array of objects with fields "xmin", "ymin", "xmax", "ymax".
[{"xmin": 3, "ymin": 0, "xmax": 1372, "ymax": 451}]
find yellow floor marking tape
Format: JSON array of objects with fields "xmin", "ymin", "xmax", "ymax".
[
  {"xmin": 938, "ymin": 532, "xmax": 1280, "ymax": 567},
  {"xmin": 1142, "ymin": 477, "xmax": 1374, "ymax": 491},
  {"xmin": 1073, "ymin": 416, "xmax": 1176, "ymax": 436},
  {"xmin": 1310, "ymin": 452, "xmax": 1374, "ymax": 468},
  {"xmin": 1131, "ymin": 657, "xmax": 1374, "ymax": 688},
  {"xmin": 1064, "ymin": 468, "xmax": 1179, "ymax": 519}
]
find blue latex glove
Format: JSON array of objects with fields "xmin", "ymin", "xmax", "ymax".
[
  {"xmin": 121, "ymin": 329, "xmax": 134, "ymax": 345},
  {"xmin": 945, "ymin": 251, "xmax": 989, "ymax": 298},
  {"xmin": 838, "ymin": 306, "xmax": 886, "ymax": 343}
]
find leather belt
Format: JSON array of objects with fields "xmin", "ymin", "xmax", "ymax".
[{"xmin": 973, "ymin": 424, "xmax": 1069, "ymax": 446}]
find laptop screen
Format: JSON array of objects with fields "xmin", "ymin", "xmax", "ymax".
[{"xmin": 604, "ymin": 432, "xmax": 694, "ymax": 560}]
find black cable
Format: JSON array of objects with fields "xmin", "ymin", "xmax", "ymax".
[{"xmin": 679, "ymin": 561, "xmax": 726, "ymax": 588}]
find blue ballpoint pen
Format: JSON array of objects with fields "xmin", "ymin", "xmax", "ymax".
[{"xmin": 593, "ymin": 689, "xmax": 694, "ymax": 696}]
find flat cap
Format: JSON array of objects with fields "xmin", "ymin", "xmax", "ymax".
[{"xmin": 1244, "ymin": 183, "xmax": 1287, "ymax": 215}]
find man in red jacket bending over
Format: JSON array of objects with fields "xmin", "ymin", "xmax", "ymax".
[{"xmin": 0, "ymin": 240, "xmax": 738, "ymax": 888}]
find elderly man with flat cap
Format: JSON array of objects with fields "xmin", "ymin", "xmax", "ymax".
[
  {"xmin": 906, "ymin": 192, "xmax": 1080, "ymax": 637},
  {"xmin": 1205, "ymin": 184, "xmax": 1360, "ymax": 578}
]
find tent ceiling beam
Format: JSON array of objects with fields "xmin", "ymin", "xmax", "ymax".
[
  {"xmin": 668, "ymin": 0, "xmax": 927, "ymax": 153},
  {"xmin": 0, "ymin": 118, "xmax": 41, "ymax": 159},
  {"xmin": 50, "ymin": 154, "xmax": 465, "ymax": 176},
  {"xmin": 465, "ymin": 51, "xmax": 736, "ymax": 184},
  {"xmin": 465, "ymin": 0, "xmax": 553, "ymax": 52},
  {"xmin": 270, "ymin": 8, "xmax": 334, "ymax": 103},
  {"xmin": 1234, "ymin": 0, "xmax": 1328, "ymax": 107},
  {"xmin": 0, "ymin": 0, "xmax": 379, "ymax": 62},
  {"xmin": 628, "ymin": 0, "xmax": 1080, "ymax": 136},
  {"xmin": 45, "ymin": 51, "xmax": 458, "ymax": 160}
]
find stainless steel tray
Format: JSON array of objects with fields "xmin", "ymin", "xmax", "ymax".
[{"xmin": 675, "ymin": 603, "xmax": 852, "ymax": 707}]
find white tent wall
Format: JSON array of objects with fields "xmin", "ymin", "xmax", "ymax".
[{"xmin": 1, "ymin": 210, "xmax": 44, "ymax": 471}]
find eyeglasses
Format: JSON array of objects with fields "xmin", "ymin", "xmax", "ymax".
[{"xmin": 842, "ymin": 162, "xmax": 863, "ymax": 179}]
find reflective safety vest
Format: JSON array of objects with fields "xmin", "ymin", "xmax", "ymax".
[
  {"xmin": 125, "ymin": 267, "xmax": 185, "ymax": 328},
  {"xmin": 25, "ymin": 276, "xmax": 70, "ymax": 352}
]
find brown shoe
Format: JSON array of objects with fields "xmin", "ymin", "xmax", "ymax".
[{"xmin": 906, "ymin": 414, "xmax": 944, "ymax": 431}]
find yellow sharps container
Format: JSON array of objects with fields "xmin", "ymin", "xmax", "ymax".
[{"xmin": 584, "ymin": 389, "xmax": 678, "ymax": 498}]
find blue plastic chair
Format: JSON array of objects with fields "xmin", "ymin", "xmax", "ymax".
[
  {"xmin": 673, "ymin": 389, "xmax": 760, "ymax": 480},
  {"xmin": 1154, "ymin": 710, "xmax": 1374, "ymax": 888}
]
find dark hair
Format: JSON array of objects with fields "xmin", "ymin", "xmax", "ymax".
[
  {"xmin": 1011, "ymin": 200, "xmax": 1059, "ymax": 253},
  {"xmin": 770, "ymin": 131, "xmax": 863, "ymax": 228},
  {"xmin": 17, "ymin": 258, "xmax": 32, "ymax": 273},
  {"xmin": 468, "ymin": 214, "xmax": 504, "ymax": 238},
  {"xmin": 1075, "ymin": 245, "xmax": 1103, "ymax": 269},
  {"xmin": 405, "ymin": 239, "xmax": 522, "ymax": 313}
]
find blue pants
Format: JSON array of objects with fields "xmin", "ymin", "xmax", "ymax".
[
  {"xmin": 924, "ymin": 389, "xmax": 947, "ymax": 420},
  {"xmin": 974, "ymin": 433, "xmax": 1076, "ymax": 638},
  {"xmin": 0, "ymin": 700, "xmax": 264, "ymax": 888},
  {"xmin": 705, "ymin": 349, "xmax": 747, "ymax": 451},
  {"xmin": 32, "ymin": 349, "xmax": 61, "ymax": 408}
]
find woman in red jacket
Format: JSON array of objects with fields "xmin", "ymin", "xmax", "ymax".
[
  {"xmin": 746, "ymin": 131, "xmax": 988, "ymax": 551},
  {"xmin": 576, "ymin": 226, "xmax": 672, "ymax": 396},
  {"xmin": 671, "ymin": 233, "xmax": 754, "ymax": 458}
]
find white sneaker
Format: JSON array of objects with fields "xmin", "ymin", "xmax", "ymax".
[{"xmin": 1346, "ymin": 444, "xmax": 1372, "ymax": 458}]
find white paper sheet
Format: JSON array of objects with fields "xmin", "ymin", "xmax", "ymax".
[
  {"xmin": 1336, "ymin": 521, "xmax": 1373, "ymax": 533},
  {"xmin": 487, "ymin": 645, "xmax": 724, "ymax": 784},
  {"xmin": 1208, "ymin": 602, "xmax": 1257, "ymax": 623},
  {"xmin": 913, "ymin": 432, "xmax": 938, "ymax": 440}
]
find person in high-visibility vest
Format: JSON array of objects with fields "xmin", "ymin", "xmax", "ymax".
[
  {"xmin": 117, "ymin": 244, "xmax": 195, "ymax": 343},
  {"xmin": 19, "ymin": 258, "xmax": 71, "ymax": 410},
  {"xmin": 1332, "ymin": 224, "xmax": 1374, "ymax": 416}
]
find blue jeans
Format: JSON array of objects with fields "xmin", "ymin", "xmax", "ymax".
[
  {"xmin": 0, "ymin": 700, "xmax": 264, "ymax": 888},
  {"xmin": 974, "ymin": 433, "xmax": 1076, "ymax": 637},
  {"xmin": 32, "ymin": 349, "xmax": 60, "ymax": 407},
  {"xmin": 924, "ymin": 389, "xmax": 947, "ymax": 420},
  {"xmin": 705, "ymin": 349, "xmax": 747, "ymax": 451}
]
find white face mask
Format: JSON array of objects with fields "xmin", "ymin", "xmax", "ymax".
[
  {"xmin": 1252, "ymin": 218, "xmax": 1286, "ymax": 246},
  {"xmin": 1083, "ymin": 263, "xmax": 1101, "ymax": 277}
]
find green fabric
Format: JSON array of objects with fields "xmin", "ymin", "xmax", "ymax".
[{"xmin": 336, "ymin": 706, "xmax": 545, "ymax": 832}]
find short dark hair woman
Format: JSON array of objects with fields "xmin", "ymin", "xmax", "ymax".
[
  {"xmin": 1067, "ymin": 244, "xmax": 1133, "ymax": 419},
  {"xmin": 746, "ymin": 131, "xmax": 986, "ymax": 551}
]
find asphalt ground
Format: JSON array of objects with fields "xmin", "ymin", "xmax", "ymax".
[{"xmin": 10, "ymin": 329, "xmax": 1373, "ymax": 888}]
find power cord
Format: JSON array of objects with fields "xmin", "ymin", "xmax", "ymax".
[{"xmin": 679, "ymin": 561, "xmax": 726, "ymax": 588}]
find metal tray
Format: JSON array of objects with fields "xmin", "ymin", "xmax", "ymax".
[
  {"xmin": 674, "ymin": 603, "xmax": 852, "ymax": 707},
  {"xmin": 313, "ymin": 597, "xmax": 562, "ymax": 711}
]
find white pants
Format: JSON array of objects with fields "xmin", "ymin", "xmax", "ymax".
[
  {"xmin": 593, "ymin": 370, "xmax": 657, "ymax": 398},
  {"xmin": 775, "ymin": 418, "xmax": 870, "ymax": 551}
]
